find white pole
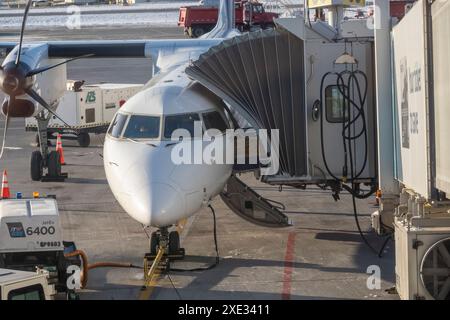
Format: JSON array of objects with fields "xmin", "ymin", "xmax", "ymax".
[{"xmin": 374, "ymin": 0, "xmax": 399, "ymax": 195}]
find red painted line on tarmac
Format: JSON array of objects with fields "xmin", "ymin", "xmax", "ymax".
[{"xmin": 281, "ymin": 232, "xmax": 296, "ymax": 300}]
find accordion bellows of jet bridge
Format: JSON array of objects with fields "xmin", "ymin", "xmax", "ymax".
[{"xmin": 187, "ymin": 29, "xmax": 307, "ymax": 178}]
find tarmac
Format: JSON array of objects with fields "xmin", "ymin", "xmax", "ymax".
[{"xmin": 0, "ymin": 26, "xmax": 397, "ymax": 300}]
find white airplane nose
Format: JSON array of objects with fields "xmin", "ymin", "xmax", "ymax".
[
  {"xmin": 104, "ymin": 138, "xmax": 185, "ymax": 227},
  {"xmin": 118, "ymin": 174, "xmax": 185, "ymax": 227},
  {"xmin": 124, "ymin": 182, "xmax": 185, "ymax": 227}
]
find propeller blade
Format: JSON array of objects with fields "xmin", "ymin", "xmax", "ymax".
[
  {"xmin": 26, "ymin": 54, "xmax": 95, "ymax": 77},
  {"xmin": 0, "ymin": 97, "xmax": 12, "ymax": 159},
  {"xmin": 15, "ymin": 0, "xmax": 33, "ymax": 67},
  {"xmin": 25, "ymin": 88, "xmax": 73, "ymax": 129}
]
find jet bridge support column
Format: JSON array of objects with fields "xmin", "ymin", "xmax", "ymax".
[{"xmin": 372, "ymin": 0, "xmax": 400, "ymax": 235}]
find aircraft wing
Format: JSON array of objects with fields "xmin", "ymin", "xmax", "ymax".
[{"xmin": 0, "ymin": 39, "xmax": 223, "ymax": 59}]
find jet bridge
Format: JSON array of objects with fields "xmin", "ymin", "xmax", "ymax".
[
  {"xmin": 186, "ymin": 21, "xmax": 377, "ymax": 189},
  {"xmin": 187, "ymin": 29, "xmax": 307, "ymax": 178}
]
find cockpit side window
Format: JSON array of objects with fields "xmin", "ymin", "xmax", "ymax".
[
  {"xmin": 202, "ymin": 111, "xmax": 229, "ymax": 133},
  {"xmin": 123, "ymin": 115, "xmax": 160, "ymax": 139},
  {"xmin": 164, "ymin": 113, "xmax": 200, "ymax": 139},
  {"xmin": 108, "ymin": 113, "xmax": 128, "ymax": 138}
]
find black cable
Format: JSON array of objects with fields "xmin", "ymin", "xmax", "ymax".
[
  {"xmin": 351, "ymin": 193, "xmax": 378, "ymax": 255},
  {"xmin": 320, "ymin": 67, "xmax": 391, "ymax": 256},
  {"xmin": 349, "ymin": 136, "xmax": 378, "ymax": 255},
  {"xmin": 320, "ymin": 69, "xmax": 375, "ymax": 187},
  {"xmin": 347, "ymin": 113, "xmax": 387, "ymax": 256},
  {"xmin": 210, "ymin": 204, "xmax": 220, "ymax": 265},
  {"xmin": 167, "ymin": 272, "xmax": 182, "ymax": 300},
  {"xmin": 342, "ymin": 184, "xmax": 376, "ymax": 199},
  {"xmin": 170, "ymin": 204, "xmax": 220, "ymax": 272},
  {"xmin": 142, "ymin": 225, "xmax": 150, "ymax": 239},
  {"xmin": 319, "ymin": 72, "xmax": 343, "ymax": 182},
  {"xmin": 378, "ymin": 235, "xmax": 392, "ymax": 258},
  {"xmin": 338, "ymin": 70, "xmax": 369, "ymax": 179},
  {"xmin": 344, "ymin": 70, "xmax": 375, "ymax": 254}
]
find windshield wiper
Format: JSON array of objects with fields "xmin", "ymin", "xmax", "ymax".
[
  {"xmin": 165, "ymin": 141, "xmax": 181, "ymax": 148},
  {"xmin": 125, "ymin": 138, "xmax": 157, "ymax": 147}
]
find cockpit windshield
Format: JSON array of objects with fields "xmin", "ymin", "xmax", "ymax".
[
  {"xmin": 123, "ymin": 115, "xmax": 161, "ymax": 139},
  {"xmin": 108, "ymin": 113, "xmax": 128, "ymax": 138},
  {"xmin": 108, "ymin": 113, "xmax": 161, "ymax": 139},
  {"xmin": 164, "ymin": 113, "xmax": 200, "ymax": 139}
]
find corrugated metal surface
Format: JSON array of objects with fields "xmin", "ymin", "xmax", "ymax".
[
  {"xmin": 392, "ymin": 0, "xmax": 431, "ymax": 198},
  {"xmin": 186, "ymin": 29, "xmax": 307, "ymax": 177},
  {"xmin": 432, "ymin": 0, "xmax": 450, "ymax": 195}
]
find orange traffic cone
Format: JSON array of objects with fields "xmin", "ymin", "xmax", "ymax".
[
  {"xmin": 374, "ymin": 189, "xmax": 382, "ymax": 206},
  {"xmin": 1, "ymin": 170, "xmax": 11, "ymax": 199},
  {"xmin": 56, "ymin": 134, "xmax": 66, "ymax": 165}
]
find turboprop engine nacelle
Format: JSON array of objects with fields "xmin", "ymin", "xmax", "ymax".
[{"xmin": 1, "ymin": 97, "xmax": 36, "ymax": 117}]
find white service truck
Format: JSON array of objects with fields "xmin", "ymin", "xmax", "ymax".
[
  {"xmin": 0, "ymin": 268, "xmax": 56, "ymax": 300},
  {"xmin": 25, "ymin": 81, "xmax": 143, "ymax": 147},
  {"xmin": 0, "ymin": 197, "xmax": 81, "ymax": 299}
]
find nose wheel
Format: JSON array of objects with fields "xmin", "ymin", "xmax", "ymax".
[
  {"xmin": 148, "ymin": 228, "xmax": 184, "ymax": 258},
  {"xmin": 31, "ymin": 113, "xmax": 67, "ymax": 182},
  {"xmin": 169, "ymin": 231, "xmax": 180, "ymax": 254},
  {"xmin": 143, "ymin": 227, "xmax": 185, "ymax": 289}
]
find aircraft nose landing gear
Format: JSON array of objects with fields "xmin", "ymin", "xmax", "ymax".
[
  {"xmin": 143, "ymin": 227, "xmax": 185, "ymax": 288},
  {"xmin": 148, "ymin": 227, "xmax": 185, "ymax": 261},
  {"xmin": 30, "ymin": 112, "xmax": 68, "ymax": 182}
]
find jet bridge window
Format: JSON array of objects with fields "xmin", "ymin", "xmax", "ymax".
[
  {"xmin": 325, "ymin": 85, "xmax": 348, "ymax": 123},
  {"xmin": 164, "ymin": 113, "xmax": 200, "ymax": 139},
  {"xmin": 123, "ymin": 115, "xmax": 160, "ymax": 139},
  {"xmin": 202, "ymin": 111, "xmax": 229, "ymax": 133},
  {"xmin": 108, "ymin": 113, "xmax": 128, "ymax": 138}
]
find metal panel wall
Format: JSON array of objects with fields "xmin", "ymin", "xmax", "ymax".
[
  {"xmin": 392, "ymin": 0, "xmax": 431, "ymax": 198},
  {"xmin": 305, "ymin": 40, "xmax": 376, "ymax": 182},
  {"xmin": 432, "ymin": 0, "xmax": 450, "ymax": 195}
]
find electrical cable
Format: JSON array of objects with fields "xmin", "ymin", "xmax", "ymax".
[
  {"xmin": 341, "ymin": 184, "xmax": 376, "ymax": 199},
  {"xmin": 377, "ymin": 235, "xmax": 392, "ymax": 258},
  {"xmin": 319, "ymin": 70, "xmax": 374, "ymax": 190},
  {"xmin": 142, "ymin": 224, "xmax": 151, "ymax": 239},
  {"xmin": 319, "ymin": 71, "xmax": 344, "ymax": 182},
  {"xmin": 343, "ymin": 64, "xmax": 391, "ymax": 256},
  {"xmin": 349, "ymin": 155, "xmax": 379, "ymax": 256},
  {"xmin": 344, "ymin": 78, "xmax": 389, "ymax": 256},
  {"xmin": 167, "ymin": 272, "xmax": 183, "ymax": 300},
  {"xmin": 170, "ymin": 204, "xmax": 220, "ymax": 272},
  {"xmin": 0, "ymin": 110, "xmax": 10, "ymax": 160},
  {"xmin": 339, "ymin": 70, "xmax": 369, "ymax": 179},
  {"xmin": 319, "ymin": 65, "xmax": 394, "ymax": 255}
]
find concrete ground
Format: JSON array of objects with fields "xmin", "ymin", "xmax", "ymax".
[{"xmin": 0, "ymin": 27, "xmax": 397, "ymax": 300}]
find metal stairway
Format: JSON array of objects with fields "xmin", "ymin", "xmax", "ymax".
[{"xmin": 220, "ymin": 175, "xmax": 292, "ymax": 227}]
